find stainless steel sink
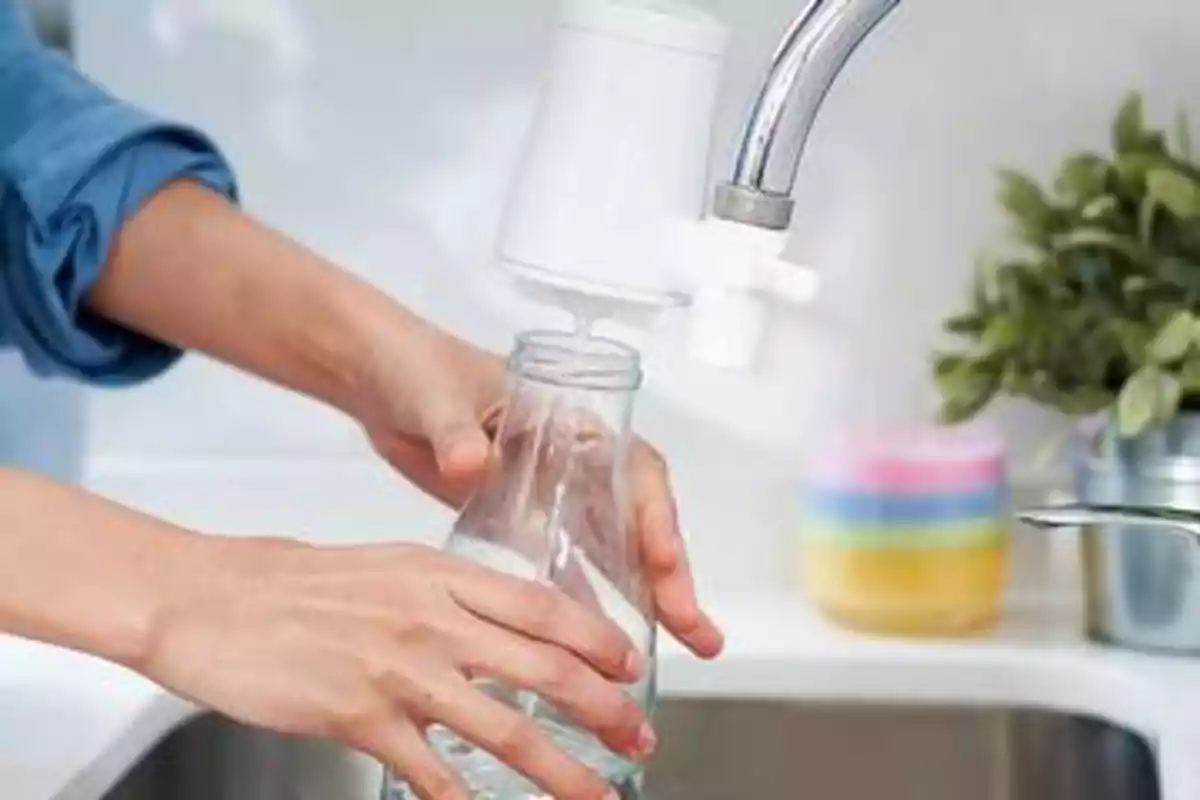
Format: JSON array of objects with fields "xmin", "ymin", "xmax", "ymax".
[
  {"xmin": 103, "ymin": 699, "xmax": 1159, "ymax": 800},
  {"xmin": 644, "ymin": 700, "xmax": 1158, "ymax": 800}
]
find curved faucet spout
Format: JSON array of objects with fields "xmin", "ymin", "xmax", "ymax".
[{"xmin": 712, "ymin": 0, "xmax": 902, "ymax": 230}]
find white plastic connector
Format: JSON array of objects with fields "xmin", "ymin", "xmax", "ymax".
[
  {"xmin": 666, "ymin": 217, "xmax": 819, "ymax": 369},
  {"xmin": 687, "ymin": 282, "xmax": 765, "ymax": 368}
]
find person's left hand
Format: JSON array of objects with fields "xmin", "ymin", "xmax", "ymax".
[{"xmin": 350, "ymin": 320, "xmax": 724, "ymax": 660}]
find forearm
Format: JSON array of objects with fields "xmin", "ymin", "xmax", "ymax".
[
  {"xmin": 0, "ymin": 468, "xmax": 208, "ymax": 668},
  {"xmin": 86, "ymin": 180, "xmax": 420, "ymax": 417}
]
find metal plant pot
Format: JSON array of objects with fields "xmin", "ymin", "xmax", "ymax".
[{"xmin": 1021, "ymin": 413, "xmax": 1200, "ymax": 654}]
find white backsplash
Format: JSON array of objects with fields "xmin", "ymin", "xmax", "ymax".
[{"xmin": 69, "ymin": 0, "xmax": 1200, "ymax": 587}]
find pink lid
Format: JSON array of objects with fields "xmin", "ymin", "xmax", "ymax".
[{"xmin": 808, "ymin": 426, "xmax": 1006, "ymax": 493}]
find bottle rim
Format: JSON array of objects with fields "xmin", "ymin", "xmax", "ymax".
[{"xmin": 511, "ymin": 330, "xmax": 643, "ymax": 391}]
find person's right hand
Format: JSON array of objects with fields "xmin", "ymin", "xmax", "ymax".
[{"xmin": 140, "ymin": 535, "xmax": 654, "ymax": 800}]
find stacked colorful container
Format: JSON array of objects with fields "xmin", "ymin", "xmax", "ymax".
[{"xmin": 800, "ymin": 428, "xmax": 1010, "ymax": 637}]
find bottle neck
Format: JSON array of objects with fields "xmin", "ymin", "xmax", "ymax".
[
  {"xmin": 508, "ymin": 330, "xmax": 642, "ymax": 390},
  {"xmin": 504, "ymin": 330, "xmax": 642, "ymax": 442}
]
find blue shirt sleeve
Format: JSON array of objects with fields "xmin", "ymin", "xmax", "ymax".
[{"xmin": 0, "ymin": 3, "xmax": 238, "ymax": 385}]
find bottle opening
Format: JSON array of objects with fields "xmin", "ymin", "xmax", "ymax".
[{"xmin": 511, "ymin": 330, "xmax": 643, "ymax": 391}]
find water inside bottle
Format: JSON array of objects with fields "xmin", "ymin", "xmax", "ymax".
[
  {"xmin": 384, "ymin": 716, "xmax": 641, "ymax": 800},
  {"xmin": 386, "ymin": 314, "xmax": 652, "ymax": 799},
  {"xmin": 383, "ymin": 539, "xmax": 651, "ymax": 800}
]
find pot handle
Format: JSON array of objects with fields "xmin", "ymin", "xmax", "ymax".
[{"xmin": 1019, "ymin": 503, "xmax": 1200, "ymax": 549}]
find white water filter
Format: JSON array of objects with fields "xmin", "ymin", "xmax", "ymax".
[{"xmin": 499, "ymin": 0, "xmax": 729, "ymax": 308}]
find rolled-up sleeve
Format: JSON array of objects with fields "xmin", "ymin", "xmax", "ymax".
[{"xmin": 0, "ymin": 4, "xmax": 238, "ymax": 385}]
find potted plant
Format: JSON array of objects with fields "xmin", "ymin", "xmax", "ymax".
[
  {"xmin": 934, "ymin": 92, "xmax": 1200, "ymax": 438},
  {"xmin": 935, "ymin": 93, "xmax": 1200, "ymax": 655}
]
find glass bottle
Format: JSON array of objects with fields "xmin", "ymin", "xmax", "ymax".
[{"xmin": 385, "ymin": 329, "xmax": 656, "ymax": 800}]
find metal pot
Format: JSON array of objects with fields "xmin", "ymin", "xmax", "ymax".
[{"xmin": 1020, "ymin": 414, "xmax": 1200, "ymax": 654}]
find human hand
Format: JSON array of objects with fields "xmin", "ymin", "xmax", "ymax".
[
  {"xmin": 353, "ymin": 324, "xmax": 724, "ymax": 659},
  {"xmin": 142, "ymin": 536, "xmax": 653, "ymax": 800}
]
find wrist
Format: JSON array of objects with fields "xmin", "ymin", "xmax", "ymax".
[
  {"xmin": 0, "ymin": 470, "xmax": 215, "ymax": 671},
  {"xmin": 130, "ymin": 533, "xmax": 296, "ymax": 677},
  {"xmin": 64, "ymin": 521, "xmax": 223, "ymax": 674},
  {"xmin": 320, "ymin": 276, "xmax": 502, "ymax": 426}
]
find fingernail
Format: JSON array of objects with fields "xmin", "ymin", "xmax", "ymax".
[
  {"xmin": 634, "ymin": 722, "xmax": 657, "ymax": 757},
  {"xmin": 624, "ymin": 650, "xmax": 645, "ymax": 678},
  {"xmin": 604, "ymin": 790, "xmax": 620, "ymax": 800}
]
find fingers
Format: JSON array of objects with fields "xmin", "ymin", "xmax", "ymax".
[
  {"xmin": 648, "ymin": 550, "xmax": 723, "ymax": 658},
  {"xmin": 631, "ymin": 451, "xmax": 684, "ymax": 575},
  {"xmin": 448, "ymin": 569, "xmax": 642, "ymax": 683},
  {"xmin": 414, "ymin": 387, "xmax": 492, "ymax": 480},
  {"xmin": 641, "ymin": 507, "xmax": 720, "ymax": 658},
  {"xmin": 454, "ymin": 618, "xmax": 653, "ymax": 762},
  {"xmin": 427, "ymin": 672, "xmax": 618, "ymax": 800},
  {"xmin": 631, "ymin": 442, "xmax": 725, "ymax": 658},
  {"xmin": 365, "ymin": 719, "xmax": 469, "ymax": 800},
  {"xmin": 371, "ymin": 430, "xmax": 484, "ymax": 509}
]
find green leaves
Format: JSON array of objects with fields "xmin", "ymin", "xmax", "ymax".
[
  {"xmin": 1146, "ymin": 168, "xmax": 1200, "ymax": 219},
  {"xmin": 1182, "ymin": 351, "xmax": 1200, "ymax": 393},
  {"xmin": 943, "ymin": 312, "xmax": 986, "ymax": 337},
  {"xmin": 1114, "ymin": 92, "xmax": 1146, "ymax": 154},
  {"xmin": 935, "ymin": 354, "xmax": 1002, "ymax": 425},
  {"xmin": 1148, "ymin": 311, "xmax": 1198, "ymax": 364},
  {"xmin": 997, "ymin": 169, "xmax": 1062, "ymax": 247},
  {"xmin": 997, "ymin": 169, "xmax": 1047, "ymax": 218},
  {"xmin": 1117, "ymin": 366, "xmax": 1181, "ymax": 436},
  {"xmin": 981, "ymin": 314, "xmax": 1021, "ymax": 351},
  {"xmin": 1114, "ymin": 153, "xmax": 1162, "ymax": 197},
  {"xmin": 1138, "ymin": 194, "xmax": 1159, "ymax": 244},
  {"xmin": 1055, "ymin": 153, "xmax": 1110, "ymax": 203},
  {"xmin": 1053, "ymin": 227, "xmax": 1149, "ymax": 264},
  {"xmin": 1109, "ymin": 317, "xmax": 1152, "ymax": 366},
  {"xmin": 1177, "ymin": 109, "xmax": 1193, "ymax": 161},
  {"xmin": 935, "ymin": 89, "xmax": 1200, "ymax": 439},
  {"xmin": 1081, "ymin": 194, "xmax": 1119, "ymax": 222},
  {"xmin": 1114, "ymin": 92, "xmax": 1168, "ymax": 156}
]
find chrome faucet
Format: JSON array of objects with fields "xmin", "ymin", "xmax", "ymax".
[{"xmin": 712, "ymin": 0, "xmax": 902, "ymax": 231}]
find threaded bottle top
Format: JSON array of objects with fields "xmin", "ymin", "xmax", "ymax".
[{"xmin": 510, "ymin": 330, "xmax": 643, "ymax": 392}]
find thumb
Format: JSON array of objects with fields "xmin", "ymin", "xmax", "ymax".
[{"xmin": 420, "ymin": 402, "xmax": 491, "ymax": 480}]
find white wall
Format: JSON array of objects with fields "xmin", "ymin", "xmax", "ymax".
[{"xmin": 71, "ymin": 0, "xmax": 1200, "ymax": 587}]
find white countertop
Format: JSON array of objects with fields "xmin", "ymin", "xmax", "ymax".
[{"xmin": 4, "ymin": 463, "xmax": 1200, "ymax": 800}]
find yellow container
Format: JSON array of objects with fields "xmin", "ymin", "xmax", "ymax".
[{"xmin": 802, "ymin": 535, "xmax": 1010, "ymax": 637}]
